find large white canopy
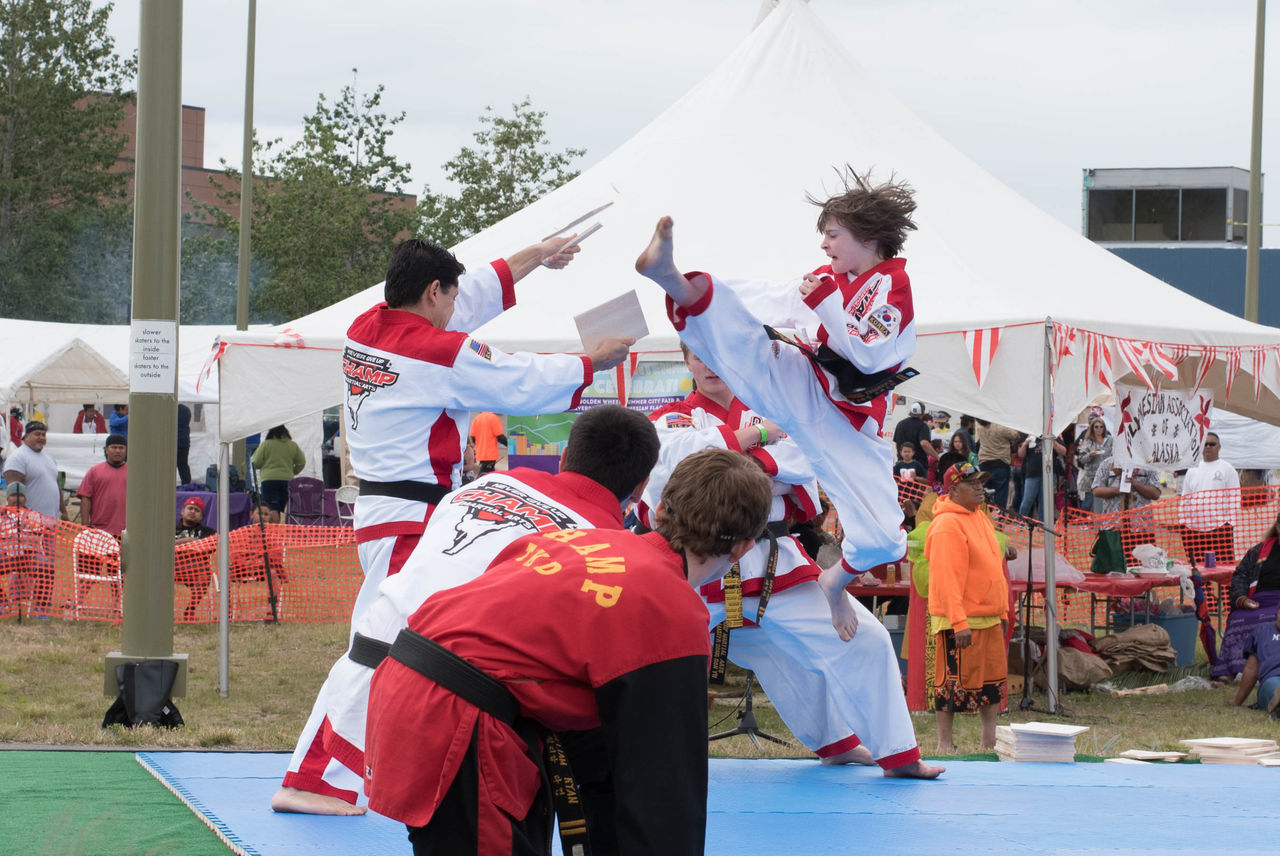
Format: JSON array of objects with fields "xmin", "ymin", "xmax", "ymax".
[{"xmin": 211, "ymin": 0, "xmax": 1280, "ymax": 442}]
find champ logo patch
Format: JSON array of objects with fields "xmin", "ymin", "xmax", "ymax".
[
  {"xmin": 443, "ymin": 481, "xmax": 578, "ymax": 555},
  {"xmin": 343, "ymin": 347, "xmax": 400, "ymax": 429},
  {"xmin": 468, "ymin": 339, "xmax": 493, "ymax": 360}
]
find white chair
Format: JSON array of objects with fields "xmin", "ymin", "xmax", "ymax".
[
  {"xmin": 334, "ymin": 484, "xmax": 359, "ymax": 528},
  {"xmin": 72, "ymin": 528, "xmax": 122, "ymax": 618}
]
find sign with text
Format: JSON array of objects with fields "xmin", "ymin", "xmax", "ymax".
[
  {"xmin": 130, "ymin": 320, "xmax": 178, "ymax": 394},
  {"xmin": 1112, "ymin": 383, "xmax": 1213, "ymax": 470}
]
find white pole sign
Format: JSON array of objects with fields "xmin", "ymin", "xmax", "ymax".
[{"xmin": 130, "ymin": 319, "xmax": 179, "ymax": 394}]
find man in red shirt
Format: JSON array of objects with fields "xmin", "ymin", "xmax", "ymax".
[
  {"xmin": 365, "ymin": 448, "xmax": 772, "ymax": 856},
  {"xmin": 72, "ymin": 404, "xmax": 107, "ymax": 434},
  {"xmin": 76, "ymin": 434, "xmax": 128, "ymax": 536}
]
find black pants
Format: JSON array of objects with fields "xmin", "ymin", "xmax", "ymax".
[
  {"xmin": 177, "ymin": 446, "xmax": 191, "ymax": 485},
  {"xmin": 406, "ymin": 726, "xmax": 551, "ymax": 856}
]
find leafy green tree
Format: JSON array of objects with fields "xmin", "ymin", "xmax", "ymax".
[
  {"xmin": 421, "ymin": 97, "xmax": 585, "ymax": 247},
  {"xmin": 0, "ymin": 0, "xmax": 134, "ymax": 321},
  {"xmin": 190, "ymin": 73, "xmax": 421, "ymax": 322}
]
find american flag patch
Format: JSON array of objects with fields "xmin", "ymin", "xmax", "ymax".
[
  {"xmin": 468, "ymin": 339, "xmax": 492, "ymax": 361},
  {"xmin": 663, "ymin": 413, "xmax": 694, "ymax": 429}
]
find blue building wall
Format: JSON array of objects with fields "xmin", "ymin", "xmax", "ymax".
[{"xmin": 1108, "ymin": 247, "xmax": 1280, "ymax": 328}]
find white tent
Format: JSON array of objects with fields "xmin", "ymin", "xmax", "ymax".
[
  {"xmin": 211, "ymin": 0, "xmax": 1280, "ymax": 444},
  {"xmin": 0, "ymin": 325, "xmax": 128, "ymax": 406}
]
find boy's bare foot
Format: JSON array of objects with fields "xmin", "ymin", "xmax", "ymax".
[
  {"xmin": 883, "ymin": 760, "xmax": 945, "ymax": 779},
  {"xmin": 820, "ymin": 744, "xmax": 875, "ymax": 766},
  {"xmin": 817, "ymin": 563, "xmax": 858, "ymax": 641},
  {"xmin": 270, "ymin": 786, "xmax": 367, "ymax": 816},
  {"xmin": 635, "ymin": 216, "xmax": 704, "ymax": 306}
]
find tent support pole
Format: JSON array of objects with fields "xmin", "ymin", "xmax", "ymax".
[
  {"xmin": 218, "ymin": 442, "xmax": 231, "ymax": 697},
  {"xmin": 1041, "ymin": 318, "xmax": 1060, "ymax": 713}
]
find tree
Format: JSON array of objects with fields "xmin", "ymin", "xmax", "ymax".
[
  {"xmin": 421, "ymin": 97, "xmax": 585, "ymax": 247},
  {"xmin": 0, "ymin": 0, "xmax": 134, "ymax": 321},
  {"xmin": 189, "ymin": 73, "xmax": 421, "ymax": 322}
]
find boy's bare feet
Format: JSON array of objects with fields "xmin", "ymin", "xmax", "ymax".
[
  {"xmin": 817, "ymin": 563, "xmax": 858, "ymax": 641},
  {"xmin": 270, "ymin": 786, "xmax": 367, "ymax": 816},
  {"xmin": 883, "ymin": 760, "xmax": 945, "ymax": 779},
  {"xmin": 635, "ymin": 216, "xmax": 704, "ymax": 306},
  {"xmin": 820, "ymin": 744, "xmax": 875, "ymax": 766}
]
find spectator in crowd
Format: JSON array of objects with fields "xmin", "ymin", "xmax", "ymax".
[
  {"xmin": 76, "ymin": 434, "xmax": 128, "ymax": 536},
  {"xmin": 1092, "ymin": 456, "xmax": 1162, "ymax": 561},
  {"xmin": 108, "ymin": 404, "xmax": 129, "ymax": 439},
  {"xmin": 936, "ymin": 430, "xmax": 978, "ymax": 477},
  {"xmin": 1074, "ymin": 417, "xmax": 1111, "ymax": 512},
  {"xmin": 893, "ymin": 402, "xmax": 938, "ymax": 464},
  {"xmin": 1178, "ymin": 432, "xmax": 1240, "ymax": 564},
  {"xmin": 176, "ymin": 403, "xmax": 192, "ymax": 485},
  {"xmin": 975, "ymin": 419, "xmax": 1021, "ymax": 511},
  {"xmin": 7, "ymin": 407, "xmax": 23, "ymax": 446},
  {"xmin": 1212, "ymin": 512, "xmax": 1280, "ymax": 682},
  {"xmin": 3, "ymin": 421, "xmax": 66, "ymax": 521},
  {"xmin": 175, "ymin": 496, "xmax": 215, "ymax": 541},
  {"xmin": 893, "ymin": 441, "xmax": 928, "ymax": 483},
  {"xmin": 252, "ymin": 425, "xmax": 306, "ymax": 518},
  {"xmin": 72, "ymin": 403, "xmax": 107, "ymax": 434},
  {"xmin": 957, "ymin": 415, "xmax": 978, "ymax": 454},
  {"xmin": 925, "ymin": 463, "xmax": 1010, "ymax": 751},
  {"xmin": 1017, "ymin": 434, "xmax": 1066, "ymax": 523},
  {"xmin": 468, "ymin": 411, "xmax": 506, "ymax": 474},
  {"xmin": 0, "ymin": 482, "xmax": 56, "ymax": 617},
  {"xmin": 1227, "ymin": 608, "xmax": 1280, "ymax": 716}
]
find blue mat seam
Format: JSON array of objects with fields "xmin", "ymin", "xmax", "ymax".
[{"xmin": 136, "ymin": 752, "xmax": 259, "ymax": 856}]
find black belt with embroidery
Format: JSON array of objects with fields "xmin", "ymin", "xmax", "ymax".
[
  {"xmin": 708, "ymin": 521, "xmax": 788, "ymax": 684},
  {"xmin": 763, "ymin": 325, "xmax": 918, "ymax": 404}
]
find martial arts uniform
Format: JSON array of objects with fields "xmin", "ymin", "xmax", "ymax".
[
  {"xmin": 640, "ymin": 393, "xmax": 922, "ymax": 768},
  {"xmin": 283, "ymin": 262, "xmax": 594, "ymax": 802},
  {"xmin": 287, "ymin": 468, "xmax": 625, "ymax": 802},
  {"xmin": 365, "ymin": 528, "xmax": 711, "ymax": 856},
  {"xmin": 666, "ymin": 258, "xmax": 913, "ymax": 574}
]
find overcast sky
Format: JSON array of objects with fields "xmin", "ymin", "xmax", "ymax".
[{"xmin": 105, "ymin": 0, "xmax": 1278, "ymax": 242}]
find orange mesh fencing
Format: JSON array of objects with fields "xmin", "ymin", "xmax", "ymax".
[{"xmin": 0, "ymin": 514, "xmax": 361, "ymax": 624}]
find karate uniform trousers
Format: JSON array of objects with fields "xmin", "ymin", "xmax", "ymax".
[{"xmin": 643, "ymin": 393, "xmax": 920, "ymax": 767}]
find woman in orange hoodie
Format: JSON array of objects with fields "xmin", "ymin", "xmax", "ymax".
[{"xmin": 924, "ymin": 462, "xmax": 1010, "ymax": 751}]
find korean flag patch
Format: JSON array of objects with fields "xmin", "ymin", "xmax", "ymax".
[{"xmin": 868, "ymin": 305, "xmax": 900, "ymax": 339}]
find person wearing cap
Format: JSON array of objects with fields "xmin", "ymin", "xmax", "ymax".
[
  {"xmin": 924, "ymin": 462, "xmax": 1011, "ymax": 751},
  {"xmin": 892, "ymin": 401, "xmax": 938, "ymax": 465},
  {"xmin": 3, "ymin": 421, "xmax": 66, "ymax": 522},
  {"xmin": 77, "ymin": 434, "xmax": 128, "ymax": 536},
  {"xmin": 1, "ymin": 481, "xmax": 56, "ymax": 617},
  {"xmin": 72, "ymin": 403, "xmax": 107, "ymax": 434},
  {"xmin": 175, "ymin": 496, "xmax": 215, "ymax": 541},
  {"xmin": 7, "ymin": 407, "xmax": 23, "ymax": 446}
]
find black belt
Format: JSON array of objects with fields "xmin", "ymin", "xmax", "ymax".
[
  {"xmin": 763, "ymin": 325, "xmax": 918, "ymax": 404},
  {"xmin": 709, "ymin": 524, "xmax": 784, "ymax": 684},
  {"xmin": 358, "ymin": 479, "xmax": 449, "ymax": 506},
  {"xmin": 348, "ymin": 632, "xmax": 391, "ymax": 669},
  {"xmin": 387, "ymin": 629, "xmax": 520, "ymax": 725}
]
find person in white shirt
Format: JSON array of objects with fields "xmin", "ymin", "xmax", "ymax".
[{"xmin": 1178, "ymin": 432, "xmax": 1240, "ymax": 564}]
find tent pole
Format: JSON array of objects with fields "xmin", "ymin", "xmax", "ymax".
[
  {"xmin": 1041, "ymin": 318, "xmax": 1060, "ymax": 713},
  {"xmin": 218, "ymin": 442, "xmax": 231, "ymax": 697}
]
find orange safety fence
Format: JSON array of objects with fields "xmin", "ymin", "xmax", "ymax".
[{"xmin": 0, "ymin": 511, "xmax": 360, "ymax": 624}]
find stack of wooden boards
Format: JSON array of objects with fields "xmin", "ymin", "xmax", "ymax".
[
  {"xmin": 995, "ymin": 722, "xmax": 1089, "ymax": 762},
  {"xmin": 1180, "ymin": 737, "xmax": 1280, "ymax": 765}
]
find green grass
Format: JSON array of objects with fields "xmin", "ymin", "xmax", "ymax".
[{"xmin": 1, "ymin": 618, "xmax": 1276, "ymax": 760}]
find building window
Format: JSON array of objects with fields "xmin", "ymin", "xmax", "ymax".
[
  {"xmin": 1087, "ymin": 186, "xmax": 1238, "ymax": 243},
  {"xmin": 1087, "ymin": 189, "xmax": 1134, "ymax": 241}
]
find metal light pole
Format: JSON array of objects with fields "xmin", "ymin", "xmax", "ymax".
[
  {"xmin": 1245, "ymin": 0, "xmax": 1266, "ymax": 323},
  {"xmin": 105, "ymin": 0, "xmax": 187, "ymax": 698}
]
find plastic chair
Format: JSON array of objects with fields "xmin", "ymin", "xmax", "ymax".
[
  {"xmin": 73, "ymin": 528, "xmax": 122, "ymax": 617},
  {"xmin": 286, "ymin": 476, "xmax": 327, "ymax": 525},
  {"xmin": 334, "ymin": 484, "xmax": 359, "ymax": 527}
]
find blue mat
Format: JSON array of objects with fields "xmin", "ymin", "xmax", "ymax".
[{"xmin": 138, "ymin": 752, "xmax": 1278, "ymax": 855}]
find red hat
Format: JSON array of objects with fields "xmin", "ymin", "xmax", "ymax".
[
  {"xmin": 943, "ymin": 462, "xmax": 990, "ymax": 489},
  {"xmin": 183, "ymin": 496, "xmax": 205, "ymax": 512}
]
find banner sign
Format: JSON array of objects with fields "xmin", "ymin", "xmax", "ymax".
[{"xmin": 1112, "ymin": 383, "xmax": 1213, "ymax": 470}]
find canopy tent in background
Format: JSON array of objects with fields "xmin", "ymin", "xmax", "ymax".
[
  {"xmin": 0, "ymin": 330, "xmax": 127, "ymax": 407},
  {"xmin": 210, "ymin": 0, "xmax": 1280, "ymax": 445}
]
